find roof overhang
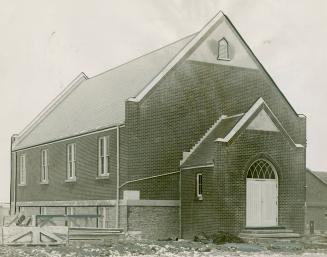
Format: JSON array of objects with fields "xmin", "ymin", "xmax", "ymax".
[{"xmin": 216, "ymin": 97, "xmax": 304, "ymax": 149}]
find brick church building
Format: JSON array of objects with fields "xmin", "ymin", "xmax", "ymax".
[{"xmin": 10, "ymin": 12, "xmax": 306, "ymax": 239}]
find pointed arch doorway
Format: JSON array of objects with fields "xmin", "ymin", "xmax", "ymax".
[{"xmin": 246, "ymin": 159, "xmax": 278, "ymax": 227}]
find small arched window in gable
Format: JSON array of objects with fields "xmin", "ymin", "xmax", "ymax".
[{"xmin": 217, "ymin": 38, "xmax": 230, "ymax": 61}]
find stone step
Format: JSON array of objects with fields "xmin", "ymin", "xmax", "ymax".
[
  {"xmin": 69, "ymin": 230, "xmax": 123, "ymax": 235},
  {"xmin": 69, "ymin": 228, "xmax": 123, "ymax": 234},
  {"xmin": 239, "ymin": 232, "xmax": 300, "ymax": 239},
  {"xmin": 242, "ymin": 229, "xmax": 294, "ymax": 234},
  {"xmin": 69, "ymin": 233, "xmax": 125, "ymax": 241},
  {"xmin": 68, "ymin": 227, "xmax": 125, "ymax": 241}
]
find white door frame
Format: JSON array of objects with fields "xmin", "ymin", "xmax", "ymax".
[{"xmin": 246, "ymin": 159, "xmax": 278, "ymax": 228}]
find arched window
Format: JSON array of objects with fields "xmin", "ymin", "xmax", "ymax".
[
  {"xmin": 217, "ymin": 38, "xmax": 230, "ymax": 60},
  {"xmin": 247, "ymin": 159, "xmax": 276, "ymax": 179}
]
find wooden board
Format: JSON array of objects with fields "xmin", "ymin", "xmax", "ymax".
[{"xmin": 2, "ymin": 226, "xmax": 68, "ymax": 245}]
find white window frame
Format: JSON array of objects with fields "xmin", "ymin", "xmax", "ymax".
[
  {"xmin": 98, "ymin": 136, "xmax": 110, "ymax": 177},
  {"xmin": 66, "ymin": 143, "xmax": 76, "ymax": 181},
  {"xmin": 196, "ymin": 173, "xmax": 203, "ymax": 200},
  {"xmin": 41, "ymin": 149, "xmax": 49, "ymax": 183},
  {"xmin": 217, "ymin": 37, "xmax": 230, "ymax": 61},
  {"xmin": 18, "ymin": 154, "xmax": 26, "ymax": 186}
]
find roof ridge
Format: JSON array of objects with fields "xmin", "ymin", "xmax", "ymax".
[{"xmin": 89, "ymin": 33, "xmax": 197, "ymax": 80}]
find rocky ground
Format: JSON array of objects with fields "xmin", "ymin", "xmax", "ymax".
[{"xmin": 1, "ymin": 238, "xmax": 327, "ymax": 257}]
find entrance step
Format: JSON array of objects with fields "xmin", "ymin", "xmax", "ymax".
[
  {"xmin": 68, "ymin": 227, "xmax": 125, "ymax": 241},
  {"xmin": 239, "ymin": 232, "xmax": 300, "ymax": 238},
  {"xmin": 239, "ymin": 227, "xmax": 301, "ymax": 242}
]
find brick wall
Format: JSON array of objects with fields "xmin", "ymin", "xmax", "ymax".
[
  {"xmin": 181, "ymin": 167, "xmax": 218, "ymax": 239},
  {"xmin": 181, "ymin": 130, "xmax": 305, "ymax": 239},
  {"xmin": 215, "ymin": 130, "xmax": 305, "ymax": 235},
  {"xmin": 127, "ymin": 206, "xmax": 179, "ymax": 239},
  {"xmin": 125, "ymin": 60, "xmax": 305, "ymax": 200},
  {"xmin": 15, "ymin": 127, "xmax": 122, "ymax": 202},
  {"xmin": 305, "ymin": 171, "xmax": 327, "ymax": 232},
  {"xmin": 121, "ymin": 173, "xmax": 180, "ymax": 200}
]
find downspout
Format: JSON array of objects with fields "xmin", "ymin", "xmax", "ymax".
[
  {"xmin": 10, "ymin": 135, "xmax": 17, "ymax": 215},
  {"xmin": 179, "ymin": 168, "xmax": 182, "ymax": 239},
  {"xmin": 115, "ymin": 125, "xmax": 120, "ymax": 228},
  {"xmin": 9, "ymin": 137, "xmax": 12, "ymax": 215},
  {"xmin": 9, "ymin": 137, "xmax": 13, "ymax": 215}
]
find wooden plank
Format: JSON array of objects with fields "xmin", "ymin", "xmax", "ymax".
[{"xmin": 2, "ymin": 226, "xmax": 68, "ymax": 245}]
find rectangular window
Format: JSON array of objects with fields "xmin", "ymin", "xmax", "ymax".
[
  {"xmin": 67, "ymin": 143, "xmax": 76, "ymax": 180},
  {"xmin": 19, "ymin": 155, "xmax": 26, "ymax": 185},
  {"xmin": 196, "ymin": 173, "xmax": 203, "ymax": 200},
  {"xmin": 41, "ymin": 149, "xmax": 49, "ymax": 183},
  {"xmin": 98, "ymin": 136, "xmax": 109, "ymax": 176}
]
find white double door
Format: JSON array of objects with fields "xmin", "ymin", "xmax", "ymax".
[{"xmin": 246, "ymin": 179, "xmax": 278, "ymax": 227}]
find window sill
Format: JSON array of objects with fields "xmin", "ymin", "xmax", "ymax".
[
  {"xmin": 18, "ymin": 183, "xmax": 26, "ymax": 187},
  {"xmin": 40, "ymin": 181, "xmax": 49, "ymax": 185},
  {"xmin": 65, "ymin": 177, "xmax": 77, "ymax": 183},
  {"xmin": 217, "ymin": 57, "xmax": 231, "ymax": 61},
  {"xmin": 196, "ymin": 195, "xmax": 203, "ymax": 201},
  {"xmin": 96, "ymin": 174, "xmax": 110, "ymax": 180}
]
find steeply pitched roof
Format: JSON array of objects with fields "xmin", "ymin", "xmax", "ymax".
[
  {"xmin": 181, "ymin": 114, "xmax": 243, "ymax": 168},
  {"xmin": 216, "ymin": 98, "xmax": 304, "ymax": 148},
  {"xmin": 13, "ymin": 11, "xmax": 300, "ymax": 151},
  {"xmin": 13, "ymin": 34, "xmax": 195, "ymax": 150},
  {"xmin": 129, "ymin": 12, "xmax": 299, "ymax": 118},
  {"xmin": 181, "ymin": 98, "xmax": 303, "ymax": 169}
]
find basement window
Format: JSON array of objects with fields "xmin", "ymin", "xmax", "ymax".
[
  {"xmin": 196, "ymin": 173, "xmax": 203, "ymax": 200},
  {"xmin": 98, "ymin": 136, "xmax": 110, "ymax": 177},
  {"xmin": 217, "ymin": 38, "xmax": 230, "ymax": 61}
]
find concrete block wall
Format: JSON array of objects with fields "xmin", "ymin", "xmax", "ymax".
[
  {"xmin": 127, "ymin": 206, "xmax": 179, "ymax": 239},
  {"xmin": 44, "ymin": 207, "xmax": 66, "ymax": 226}
]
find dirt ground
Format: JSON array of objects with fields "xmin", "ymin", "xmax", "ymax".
[{"xmin": 1, "ymin": 239, "xmax": 327, "ymax": 257}]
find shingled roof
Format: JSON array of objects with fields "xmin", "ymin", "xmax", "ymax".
[
  {"xmin": 308, "ymin": 169, "xmax": 327, "ymax": 185},
  {"xmin": 13, "ymin": 11, "xmax": 300, "ymax": 151},
  {"xmin": 181, "ymin": 114, "xmax": 243, "ymax": 168},
  {"xmin": 13, "ymin": 34, "xmax": 195, "ymax": 150}
]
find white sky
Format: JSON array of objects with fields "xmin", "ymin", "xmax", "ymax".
[{"xmin": 0, "ymin": 0, "xmax": 326, "ymax": 203}]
